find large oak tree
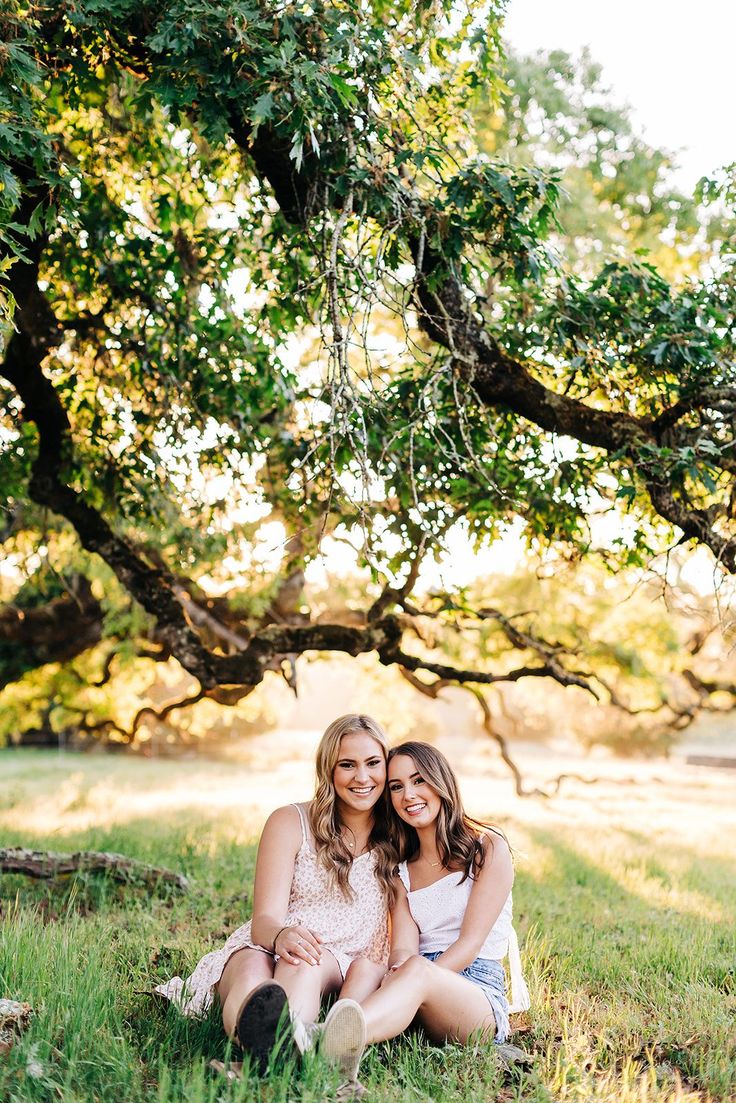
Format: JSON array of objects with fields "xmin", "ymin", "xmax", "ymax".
[{"xmin": 1, "ymin": 0, "xmax": 734, "ymax": 753}]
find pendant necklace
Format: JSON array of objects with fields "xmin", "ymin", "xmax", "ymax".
[{"xmin": 421, "ymin": 853, "xmax": 444, "ymax": 868}]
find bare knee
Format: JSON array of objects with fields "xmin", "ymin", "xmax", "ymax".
[
  {"xmin": 217, "ymin": 948, "xmax": 273, "ymax": 1036},
  {"xmin": 274, "ymin": 961, "xmax": 327, "ymax": 1021},
  {"xmin": 341, "ymin": 956, "xmax": 387, "ymax": 1001},
  {"xmin": 217, "ymin": 947, "xmax": 272, "ymax": 1002},
  {"xmin": 396, "ymin": 954, "xmax": 431, "ymax": 980},
  {"xmin": 344, "ymin": 957, "xmax": 380, "ymax": 983},
  {"xmin": 392, "ymin": 954, "xmax": 434, "ymax": 997},
  {"xmin": 273, "ymin": 958, "xmax": 304, "ymax": 989}
]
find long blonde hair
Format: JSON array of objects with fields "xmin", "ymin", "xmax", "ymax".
[{"xmin": 309, "ymin": 714, "xmax": 396, "ymax": 903}]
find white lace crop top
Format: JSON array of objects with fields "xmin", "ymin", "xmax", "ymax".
[
  {"xmin": 397, "ymin": 862, "xmax": 512, "ymax": 959},
  {"xmin": 397, "ymin": 860, "xmax": 530, "ymax": 1013}
]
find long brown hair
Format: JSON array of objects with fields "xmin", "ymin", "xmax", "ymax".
[
  {"xmin": 387, "ymin": 741, "xmax": 506, "ymax": 882},
  {"xmin": 309, "ymin": 714, "xmax": 396, "ymax": 903}
]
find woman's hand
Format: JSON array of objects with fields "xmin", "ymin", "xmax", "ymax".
[
  {"xmin": 380, "ymin": 955, "xmax": 412, "ymax": 987},
  {"xmin": 274, "ymin": 924, "xmax": 323, "ymax": 966}
]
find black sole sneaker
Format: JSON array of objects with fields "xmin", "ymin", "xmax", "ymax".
[{"xmin": 235, "ymin": 981, "xmax": 290, "ymax": 1075}]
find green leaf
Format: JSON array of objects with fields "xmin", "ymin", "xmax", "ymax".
[
  {"xmin": 328, "ymin": 73, "xmax": 357, "ymax": 107},
  {"xmin": 250, "ymin": 91, "xmax": 275, "ymax": 134}
]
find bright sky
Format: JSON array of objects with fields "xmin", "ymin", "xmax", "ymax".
[{"xmin": 503, "ymin": 0, "xmax": 735, "ymax": 192}]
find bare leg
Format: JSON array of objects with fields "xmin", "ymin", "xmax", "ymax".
[
  {"xmin": 362, "ymin": 955, "xmax": 496, "ymax": 1045},
  {"xmin": 217, "ymin": 948, "xmax": 274, "ymax": 1039},
  {"xmin": 339, "ymin": 957, "xmax": 387, "ymax": 1003},
  {"xmin": 274, "ymin": 948, "xmax": 343, "ymax": 1021}
]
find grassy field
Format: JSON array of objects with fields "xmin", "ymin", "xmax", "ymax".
[{"xmin": 0, "ymin": 744, "xmax": 734, "ymax": 1103}]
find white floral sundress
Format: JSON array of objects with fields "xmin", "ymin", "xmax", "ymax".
[{"xmin": 154, "ymin": 803, "xmax": 389, "ymax": 1016}]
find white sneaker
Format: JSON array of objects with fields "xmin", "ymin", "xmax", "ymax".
[
  {"xmin": 321, "ymin": 999, "xmax": 367, "ymax": 1081},
  {"xmin": 291, "ymin": 1014, "xmax": 321, "ymax": 1055}
]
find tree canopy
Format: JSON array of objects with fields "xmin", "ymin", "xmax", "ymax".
[{"xmin": 1, "ymin": 0, "xmax": 735, "ymax": 758}]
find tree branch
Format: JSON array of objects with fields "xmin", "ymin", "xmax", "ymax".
[
  {"xmin": 382, "ymin": 643, "xmax": 600, "ymax": 696},
  {"xmin": 0, "ymin": 579, "xmax": 103, "ymax": 689},
  {"xmin": 399, "ymin": 669, "xmax": 666, "ymax": 798}
]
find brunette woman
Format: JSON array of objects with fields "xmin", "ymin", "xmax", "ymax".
[{"xmin": 324, "ymin": 741, "xmax": 529, "ymax": 1074}]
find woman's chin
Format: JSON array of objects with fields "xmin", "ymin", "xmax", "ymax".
[
  {"xmin": 338, "ymin": 790, "xmax": 382, "ymax": 812},
  {"xmin": 400, "ymin": 810, "xmax": 435, "ymax": 829}
]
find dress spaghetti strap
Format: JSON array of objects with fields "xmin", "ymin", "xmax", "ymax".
[{"xmin": 292, "ymin": 802, "xmax": 310, "ymax": 846}]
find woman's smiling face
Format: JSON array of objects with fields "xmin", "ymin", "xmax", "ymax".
[
  {"xmin": 387, "ymin": 753, "xmax": 441, "ymax": 828},
  {"xmin": 332, "ymin": 731, "xmax": 387, "ymax": 812}
]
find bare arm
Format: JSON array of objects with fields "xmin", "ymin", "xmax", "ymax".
[
  {"xmin": 249, "ymin": 804, "xmax": 322, "ymax": 965},
  {"xmin": 434, "ymin": 833, "xmax": 514, "ymax": 973},
  {"xmin": 388, "ymin": 879, "xmax": 420, "ymax": 969}
]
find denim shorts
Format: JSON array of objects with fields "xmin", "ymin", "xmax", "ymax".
[{"xmin": 422, "ymin": 952, "xmax": 510, "ymax": 1044}]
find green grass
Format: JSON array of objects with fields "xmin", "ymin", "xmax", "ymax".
[{"xmin": 0, "ymin": 749, "xmax": 734, "ymax": 1102}]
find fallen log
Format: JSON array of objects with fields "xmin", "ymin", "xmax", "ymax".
[{"xmin": 0, "ymin": 848, "xmax": 189, "ymax": 892}]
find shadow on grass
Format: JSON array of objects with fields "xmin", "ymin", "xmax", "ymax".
[
  {"xmin": 513, "ymin": 827, "xmax": 736, "ymax": 1096},
  {"xmin": 516, "ymin": 826, "xmax": 733, "ymax": 930}
]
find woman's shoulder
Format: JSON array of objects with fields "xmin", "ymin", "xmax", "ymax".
[
  {"xmin": 478, "ymin": 827, "xmax": 510, "ymax": 857},
  {"xmin": 474, "ymin": 828, "xmax": 513, "ymax": 886},
  {"xmin": 393, "ymin": 864, "xmax": 411, "ymax": 895},
  {"xmin": 261, "ymin": 803, "xmax": 308, "ymax": 841}
]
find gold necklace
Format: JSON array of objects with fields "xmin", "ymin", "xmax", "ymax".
[{"xmin": 421, "ymin": 853, "xmax": 444, "ymax": 868}]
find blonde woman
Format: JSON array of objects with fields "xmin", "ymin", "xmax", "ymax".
[
  {"xmin": 325, "ymin": 741, "xmax": 530, "ymax": 1074},
  {"xmin": 155, "ymin": 714, "xmax": 394, "ymax": 1075}
]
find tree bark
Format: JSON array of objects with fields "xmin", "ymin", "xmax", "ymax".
[
  {"xmin": 0, "ymin": 847, "xmax": 189, "ymax": 892},
  {"xmin": 0, "ymin": 579, "xmax": 102, "ymax": 688}
]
